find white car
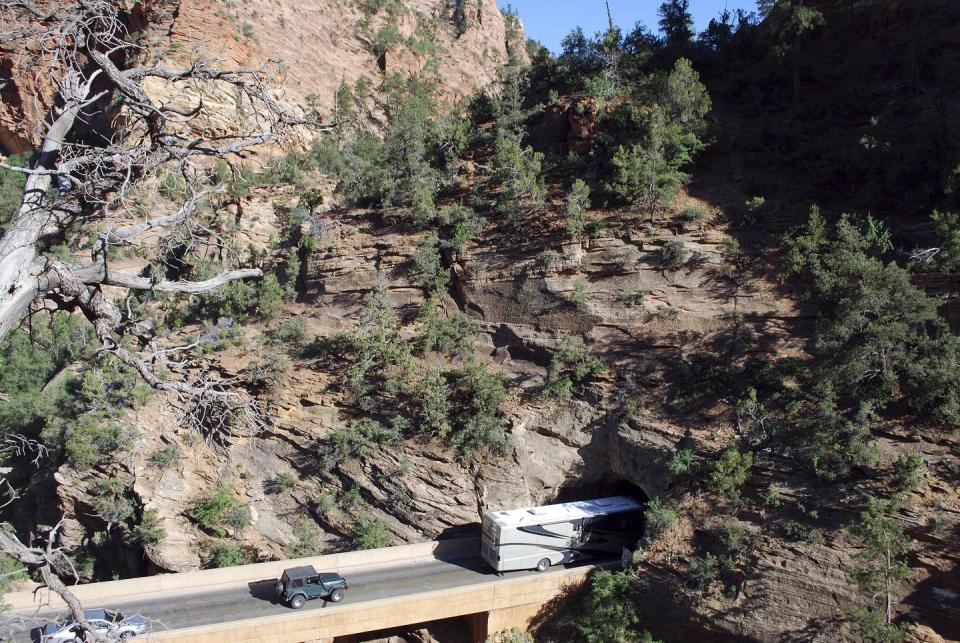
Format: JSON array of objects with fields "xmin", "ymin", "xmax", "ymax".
[{"xmin": 40, "ymin": 609, "xmax": 147, "ymax": 642}]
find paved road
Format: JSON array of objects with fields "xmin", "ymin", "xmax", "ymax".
[{"xmin": 12, "ymin": 553, "xmax": 605, "ymax": 641}]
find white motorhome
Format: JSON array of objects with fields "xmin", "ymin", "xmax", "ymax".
[{"xmin": 480, "ymin": 496, "xmax": 644, "ymax": 572}]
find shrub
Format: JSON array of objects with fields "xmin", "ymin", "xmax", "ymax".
[
  {"xmin": 224, "ymin": 505, "xmax": 252, "ymax": 532},
  {"xmin": 491, "ymin": 133, "xmax": 545, "ymax": 226},
  {"xmin": 678, "ymin": 204, "xmax": 708, "ymax": 223},
  {"xmin": 775, "ymin": 519, "xmax": 825, "ymax": 545},
  {"xmin": 158, "ymin": 170, "xmax": 185, "ymax": 202},
  {"xmin": 411, "ymin": 234, "xmax": 450, "ymax": 294},
  {"xmin": 891, "ymin": 453, "xmax": 925, "ymax": 493},
  {"xmin": 193, "ymin": 278, "xmax": 255, "ymax": 322},
  {"xmin": 245, "ymin": 351, "xmax": 290, "ymax": 388},
  {"xmin": 92, "ymin": 477, "xmax": 136, "ymax": 525},
  {"xmin": 447, "ymin": 358, "xmax": 510, "ymax": 454},
  {"xmin": 718, "ymin": 520, "xmax": 754, "ymax": 567},
  {"xmin": 322, "ymin": 419, "xmax": 401, "ymax": 465},
  {"xmin": 256, "ymin": 274, "xmax": 285, "ymax": 319},
  {"xmin": 606, "ymin": 144, "xmax": 652, "ymax": 207},
  {"xmin": 197, "ymin": 318, "xmax": 244, "ymax": 352},
  {"xmin": 564, "ymin": 179, "xmax": 591, "ymax": 236},
  {"xmin": 409, "ymin": 183, "xmax": 437, "ymax": 225},
  {"xmin": 289, "ymin": 518, "xmax": 324, "ymax": 558},
  {"xmin": 763, "ymin": 482, "xmax": 784, "ymax": 507},
  {"xmin": 708, "ymin": 446, "xmax": 753, "ymax": 501},
  {"xmin": 619, "ymin": 289, "xmax": 648, "ymax": 306},
  {"xmin": 658, "ymin": 240, "xmax": 690, "ymax": 270},
  {"xmin": 644, "ymin": 497, "xmax": 677, "ymax": 541},
  {"xmin": 64, "ymin": 416, "xmax": 129, "ymax": 471},
  {"xmin": 576, "ymin": 570, "xmax": 640, "ymax": 643},
  {"xmin": 417, "ymin": 297, "xmax": 478, "ymax": 358},
  {"xmin": 149, "ymin": 444, "xmax": 182, "ymax": 470},
  {"xmin": 666, "ymin": 448, "xmax": 696, "ymax": 477},
  {"xmin": 352, "ymin": 515, "xmax": 392, "ymax": 550},
  {"xmin": 441, "ymin": 204, "xmax": 484, "ymax": 253},
  {"xmin": 270, "ymin": 472, "xmax": 297, "ymax": 494},
  {"xmin": 414, "ymin": 365, "xmax": 452, "ymax": 438},
  {"xmin": 194, "ymin": 483, "xmax": 244, "ymax": 536},
  {"xmin": 132, "ymin": 509, "xmax": 166, "ymax": 546},
  {"xmin": 687, "ymin": 553, "xmax": 719, "ymax": 592},
  {"xmin": 571, "ymin": 279, "xmax": 588, "ymax": 307},
  {"xmin": 206, "ymin": 540, "xmax": 251, "ymax": 568},
  {"xmin": 543, "ymin": 336, "xmax": 603, "ymax": 399},
  {"xmin": 272, "ymin": 317, "xmax": 308, "ymax": 345}
]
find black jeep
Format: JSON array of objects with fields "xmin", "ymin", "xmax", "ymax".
[{"xmin": 274, "ymin": 565, "xmax": 348, "ymax": 609}]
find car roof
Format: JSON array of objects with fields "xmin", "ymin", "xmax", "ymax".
[
  {"xmin": 317, "ymin": 572, "xmax": 342, "ymax": 582},
  {"xmin": 282, "ymin": 565, "xmax": 318, "ymax": 579},
  {"xmin": 83, "ymin": 609, "xmax": 110, "ymax": 620}
]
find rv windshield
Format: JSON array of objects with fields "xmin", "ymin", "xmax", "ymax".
[{"xmin": 482, "ymin": 515, "xmax": 499, "ymax": 543}]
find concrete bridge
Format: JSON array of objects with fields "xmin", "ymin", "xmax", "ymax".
[{"xmin": 6, "ymin": 538, "xmax": 603, "ymax": 642}]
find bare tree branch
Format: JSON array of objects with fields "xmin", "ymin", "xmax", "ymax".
[
  {"xmin": 0, "ymin": 1, "xmax": 304, "ymax": 619},
  {"xmin": 79, "ymin": 265, "xmax": 264, "ymax": 293}
]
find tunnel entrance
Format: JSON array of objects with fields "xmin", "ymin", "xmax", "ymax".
[{"xmin": 552, "ymin": 475, "xmax": 650, "ymax": 506}]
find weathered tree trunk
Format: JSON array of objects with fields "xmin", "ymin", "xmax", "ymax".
[{"xmin": 0, "ymin": 71, "xmax": 103, "ymax": 341}]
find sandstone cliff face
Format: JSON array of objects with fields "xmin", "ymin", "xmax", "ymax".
[
  {"xmin": 9, "ymin": 3, "xmax": 958, "ymax": 641},
  {"xmin": 0, "ymin": 0, "xmax": 523, "ymax": 154},
  {"xmin": 37, "ymin": 171, "xmax": 959, "ymax": 639}
]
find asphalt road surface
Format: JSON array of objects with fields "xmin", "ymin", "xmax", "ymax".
[{"xmin": 12, "ymin": 553, "xmax": 607, "ymax": 641}]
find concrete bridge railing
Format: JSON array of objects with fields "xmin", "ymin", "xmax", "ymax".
[
  {"xmin": 141, "ymin": 564, "xmax": 593, "ymax": 642},
  {"xmin": 5, "ymin": 537, "xmax": 479, "ymax": 611}
]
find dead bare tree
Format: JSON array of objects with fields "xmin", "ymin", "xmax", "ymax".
[
  {"xmin": 0, "ymin": 1, "xmax": 324, "ymax": 636},
  {"xmin": 0, "ymin": 0, "xmax": 326, "ymax": 395}
]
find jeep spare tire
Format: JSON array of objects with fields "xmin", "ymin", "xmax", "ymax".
[
  {"xmin": 329, "ymin": 588, "xmax": 345, "ymax": 603},
  {"xmin": 274, "ymin": 580, "xmax": 283, "ymax": 595},
  {"xmin": 290, "ymin": 594, "xmax": 305, "ymax": 609}
]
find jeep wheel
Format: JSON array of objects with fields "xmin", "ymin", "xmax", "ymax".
[
  {"xmin": 536, "ymin": 557, "xmax": 551, "ymax": 572},
  {"xmin": 120, "ymin": 632, "xmax": 133, "ymax": 641},
  {"xmin": 289, "ymin": 594, "xmax": 306, "ymax": 609},
  {"xmin": 329, "ymin": 589, "xmax": 345, "ymax": 603}
]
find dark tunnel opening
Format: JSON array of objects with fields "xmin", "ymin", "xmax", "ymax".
[{"xmin": 552, "ymin": 475, "xmax": 650, "ymax": 507}]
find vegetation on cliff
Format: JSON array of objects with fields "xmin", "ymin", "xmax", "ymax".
[{"xmin": 0, "ymin": 0, "xmax": 958, "ymax": 641}]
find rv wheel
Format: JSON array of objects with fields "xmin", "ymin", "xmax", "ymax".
[{"xmin": 536, "ymin": 557, "xmax": 551, "ymax": 572}]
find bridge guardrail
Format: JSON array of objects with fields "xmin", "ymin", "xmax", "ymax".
[{"xmin": 5, "ymin": 537, "xmax": 479, "ymax": 611}]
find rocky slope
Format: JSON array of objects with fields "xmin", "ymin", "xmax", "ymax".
[
  {"xmin": 39, "ymin": 160, "xmax": 958, "ymax": 640},
  {"xmin": 4, "ymin": 3, "xmax": 959, "ymax": 642},
  {"xmin": 0, "ymin": 0, "xmax": 525, "ymax": 154}
]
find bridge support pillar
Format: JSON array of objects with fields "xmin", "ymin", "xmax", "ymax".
[{"xmin": 467, "ymin": 603, "xmax": 544, "ymax": 642}]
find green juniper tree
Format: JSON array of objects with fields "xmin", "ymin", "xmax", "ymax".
[
  {"xmin": 576, "ymin": 570, "xmax": 640, "ymax": 643},
  {"xmin": 845, "ymin": 496, "xmax": 911, "ymax": 641},
  {"xmin": 564, "ymin": 179, "xmax": 591, "ymax": 237},
  {"xmin": 491, "ymin": 133, "xmax": 545, "ymax": 227}
]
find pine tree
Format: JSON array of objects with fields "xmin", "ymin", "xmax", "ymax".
[
  {"xmin": 845, "ymin": 496, "xmax": 910, "ymax": 640},
  {"xmin": 564, "ymin": 179, "xmax": 591, "ymax": 237}
]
